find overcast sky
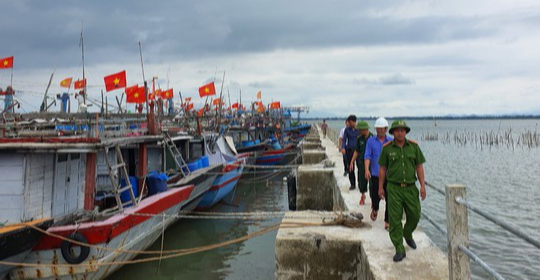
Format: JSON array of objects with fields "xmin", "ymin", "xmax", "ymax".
[{"xmin": 1, "ymin": 0, "xmax": 540, "ymax": 117}]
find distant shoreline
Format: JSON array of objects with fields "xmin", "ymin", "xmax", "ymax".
[{"xmin": 302, "ymin": 115, "xmax": 540, "ymax": 121}]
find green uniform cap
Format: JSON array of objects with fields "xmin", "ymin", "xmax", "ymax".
[
  {"xmin": 356, "ymin": 120, "xmax": 370, "ymax": 130},
  {"xmin": 389, "ymin": 120, "xmax": 411, "ymax": 135}
]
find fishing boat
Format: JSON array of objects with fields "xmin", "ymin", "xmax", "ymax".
[
  {"xmin": 0, "ymin": 112, "xmax": 219, "ymax": 279},
  {"xmin": 0, "ymin": 218, "xmax": 54, "ymax": 279},
  {"xmin": 196, "ymin": 134, "xmax": 247, "ymax": 210}
]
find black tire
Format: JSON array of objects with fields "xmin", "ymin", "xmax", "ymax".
[{"xmin": 61, "ymin": 232, "xmax": 90, "ymax": 264}]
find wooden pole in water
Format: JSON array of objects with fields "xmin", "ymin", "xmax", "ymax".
[{"xmin": 445, "ymin": 184, "xmax": 471, "ymax": 280}]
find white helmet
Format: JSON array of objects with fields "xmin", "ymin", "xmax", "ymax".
[{"xmin": 374, "ymin": 117, "xmax": 389, "ymax": 128}]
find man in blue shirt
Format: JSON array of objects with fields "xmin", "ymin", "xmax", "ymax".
[
  {"xmin": 364, "ymin": 117, "xmax": 392, "ymax": 229},
  {"xmin": 341, "ymin": 115, "xmax": 359, "ymax": 190}
]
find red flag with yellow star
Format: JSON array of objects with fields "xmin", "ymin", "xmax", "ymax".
[
  {"xmin": 270, "ymin": 101, "xmax": 281, "ymax": 109},
  {"xmin": 198, "ymin": 82, "xmax": 216, "ymax": 97},
  {"xmin": 60, "ymin": 77, "xmax": 73, "ymax": 88},
  {"xmin": 161, "ymin": 88, "xmax": 174, "ymax": 99},
  {"xmin": 0, "ymin": 56, "xmax": 13, "ymax": 69},
  {"xmin": 74, "ymin": 79, "xmax": 86, "ymax": 89},
  {"xmin": 104, "ymin": 70, "xmax": 127, "ymax": 92},
  {"xmin": 212, "ymin": 98, "xmax": 221, "ymax": 105},
  {"xmin": 185, "ymin": 97, "xmax": 192, "ymax": 102},
  {"xmin": 232, "ymin": 102, "xmax": 239, "ymax": 109},
  {"xmin": 126, "ymin": 85, "xmax": 146, "ymax": 104},
  {"xmin": 186, "ymin": 103, "xmax": 194, "ymax": 110}
]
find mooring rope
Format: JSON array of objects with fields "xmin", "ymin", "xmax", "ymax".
[{"xmin": 0, "ymin": 215, "xmax": 364, "ymax": 269}]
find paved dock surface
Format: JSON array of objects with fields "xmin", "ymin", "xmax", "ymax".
[{"xmin": 276, "ymin": 127, "xmax": 449, "ymax": 280}]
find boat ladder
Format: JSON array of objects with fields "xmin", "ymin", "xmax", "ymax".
[
  {"xmin": 104, "ymin": 145, "xmax": 138, "ymax": 210},
  {"xmin": 163, "ymin": 133, "xmax": 190, "ymax": 177}
]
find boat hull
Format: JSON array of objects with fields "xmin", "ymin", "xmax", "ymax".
[
  {"xmin": 196, "ymin": 159, "xmax": 245, "ymax": 210},
  {"xmin": 9, "ymin": 186, "xmax": 193, "ymax": 280},
  {"xmin": 0, "ymin": 218, "xmax": 53, "ymax": 279}
]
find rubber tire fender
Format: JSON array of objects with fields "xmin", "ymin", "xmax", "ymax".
[{"xmin": 61, "ymin": 232, "xmax": 91, "ymax": 264}]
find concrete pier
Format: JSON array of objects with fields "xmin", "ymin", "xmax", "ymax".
[{"xmin": 276, "ymin": 126, "xmax": 449, "ymax": 279}]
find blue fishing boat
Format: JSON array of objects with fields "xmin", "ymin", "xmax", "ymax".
[
  {"xmin": 196, "ymin": 158, "xmax": 246, "ymax": 209},
  {"xmin": 196, "ymin": 135, "xmax": 247, "ymax": 209}
]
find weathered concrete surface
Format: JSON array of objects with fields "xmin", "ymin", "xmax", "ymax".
[
  {"xmin": 276, "ymin": 126, "xmax": 449, "ymax": 280},
  {"xmin": 319, "ymin": 125, "xmax": 449, "ymax": 279},
  {"xmin": 299, "ymin": 142, "xmax": 323, "ymax": 150},
  {"xmin": 302, "ymin": 150, "xmax": 327, "ymax": 164},
  {"xmin": 296, "ymin": 165, "xmax": 335, "ymax": 211},
  {"xmin": 276, "ymin": 212, "xmax": 375, "ymax": 280}
]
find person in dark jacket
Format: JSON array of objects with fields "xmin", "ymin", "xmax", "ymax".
[{"xmin": 341, "ymin": 115, "xmax": 359, "ymax": 190}]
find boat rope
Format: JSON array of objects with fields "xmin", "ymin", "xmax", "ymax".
[{"xmin": 4, "ymin": 214, "xmax": 364, "ymax": 268}]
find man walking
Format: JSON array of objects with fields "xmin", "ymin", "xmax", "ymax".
[
  {"xmin": 338, "ymin": 120, "xmax": 348, "ymax": 177},
  {"xmin": 378, "ymin": 120, "xmax": 426, "ymax": 262},
  {"xmin": 349, "ymin": 121, "xmax": 373, "ymax": 205},
  {"xmin": 341, "ymin": 115, "xmax": 359, "ymax": 190},
  {"xmin": 364, "ymin": 117, "xmax": 392, "ymax": 229},
  {"xmin": 321, "ymin": 119, "xmax": 328, "ymax": 138}
]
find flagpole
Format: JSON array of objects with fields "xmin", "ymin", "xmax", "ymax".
[
  {"xmin": 139, "ymin": 42, "xmax": 148, "ymax": 114},
  {"xmin": 216, "ymin": 71, "xmax": 226, "ymax": 133},
  {"xmin": 10, "ymin": 66, "xmax": 13, "ymax": 87},
  {"xmin": 80, "ymin": 23, "xmax": 87, "ymax": 105}
]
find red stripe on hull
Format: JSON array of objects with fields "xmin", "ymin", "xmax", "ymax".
[
  {"xmin": 208, "ymin": 175, "xmax": 242, "ymax": 191},
  {"xmin": 34, "ymin": 186, "xmax": 194, "ymax": 250}
]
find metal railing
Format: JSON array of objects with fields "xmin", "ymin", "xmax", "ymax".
[
  {"xmin": 315, "ymin": 123, "xmax": 539, "ymax": 279},
  {"xmin": 423, "ymin": 182, "xmax": 540, "ymax": 280}
]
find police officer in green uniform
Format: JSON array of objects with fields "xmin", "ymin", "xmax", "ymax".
[
  {"xmin": 349, "ymin": 121, "xmax": 373, "ymax": 205},
  {"xmin": 378, "ymin": 120, "xmax": 426, "ymax": 262}
]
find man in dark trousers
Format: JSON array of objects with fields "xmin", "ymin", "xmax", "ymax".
[
  {"xmin": 378, "ymin": 120, "xmax": 426, "ymax": 262},
  {"xmin": 341, "ymin": 115, "xmax": 359, "ymax": 190},
  {"xmin": 349, "ymin": 120, "xmax": 373, "ymax": 205}
]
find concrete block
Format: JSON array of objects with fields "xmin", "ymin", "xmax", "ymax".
[
  {"xmin": 300, "ymin": 142, "xmax": 323, "ymax": 150},
  {"xmin": 296, "ymin": 166, "xmax": 335, "ymax": 211},
  {"xmin": 302, "ymin": 150, "xmax": 327, "ymax": 164},
  {"xmin": 276, "ymin": 212, "xmax": 375, "ymax": 280}
]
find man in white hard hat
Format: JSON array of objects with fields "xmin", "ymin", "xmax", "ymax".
[{"xmin": 364, "ymin": 117, "xmax": 392, "ymax": 230}]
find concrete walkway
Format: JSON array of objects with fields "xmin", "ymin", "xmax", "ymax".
[
  {"xmin": 318, "ymin": 127, "xmax": 449, "ymax": 279},
  {"xmin": 275, "ymin": 127, "xmax": 449, "ymax": 280}
]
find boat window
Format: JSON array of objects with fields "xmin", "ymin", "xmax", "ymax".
[{"xmin": 71, "ymin": 153, "xmax": 80, "ymax": 160}]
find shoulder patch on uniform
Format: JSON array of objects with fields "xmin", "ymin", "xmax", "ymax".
[
  {"xmin": 408, "ymin": 139, "xmax": 418, "ymax": 144},
  {"xmin": 383, "ymin": 141, "xmax": 392, "ymax": 147}
]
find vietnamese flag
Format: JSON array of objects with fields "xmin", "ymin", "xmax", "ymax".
[
  {"xmin": 104, "ymin": 70, "xmax": 127, "ymax": 92},
  {"xmin": 212, "ymin": 98, "xmax": 221, "ymax": 105},
  {"xmin": 185, "ymin": 97, "xmax": 192, "ymax": 102},
  {"xmin": 0, "ymin": 56, "xmax": 13, "ymax": 69},
  {"xmin": 231, "ymin": 102, "xmax": 239, "ymax": 109},
  {"xmin": 197, "ymin": 108, "xmax": 204, "ymax": 116},
  {"xmin": 60, "ymin": 77, "xmax": 73, "ymax": 88},
  {"xmin": 126, "ymin": 85, "xmax": 143, "ymax": 103},
  {"xmin": 162, "ymin": 88, "xmax": 174, "ymax": 99},
  {"xmin": 199, "ymin": 82, "xmax": 216, "ymax": 97},
  {"xmin": 270, "ymin": 101, "xmax": 281, "ymax": 109},
  {"xmin": 186, "ymin": 103, "xmax": 194, "ymax": 110},
  {"xmin": 74, "ymin": 79, "xmax": 86, "ymax": 89}
]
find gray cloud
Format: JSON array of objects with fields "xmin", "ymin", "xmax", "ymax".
[
  {"xmin": 355, "ymin": 73, "xmax": 416, "ymax": 85},
  {"xmin": 0, "ymin": 0, "xmax": 502, "ymax": 70}
]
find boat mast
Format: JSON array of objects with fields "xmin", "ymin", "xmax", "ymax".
[{"xmin": 80, "ymin": 23, "xmax": 87, "ymax": 105}]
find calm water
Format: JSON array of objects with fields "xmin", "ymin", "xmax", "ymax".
[
  {"xmin": 109, "ymin": 172, "xmax": 288, "ymax": 280},
  {"xmin": 325, "ymin": 118, "xmax": 540, "ymax": 280}
]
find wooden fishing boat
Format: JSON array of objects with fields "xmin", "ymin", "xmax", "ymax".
[{"xmin": 0, "ymin": 218, "xmax": 54, "ymax": 279}]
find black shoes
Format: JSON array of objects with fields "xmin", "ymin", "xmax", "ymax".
[
  {"xmin": 343, "ymin": 172, "xmax": 348, "ymax": 177},
  {"xmin": 393, "ymin": 252, "xmax": 406, "ymax": 262},
  {"xmin": 405, "ymin": 239, "xmax": 417, "ymax": 250},
  {"xmin": 349, "ymin": 186, "xmax": 356, "ymax": 190}
]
